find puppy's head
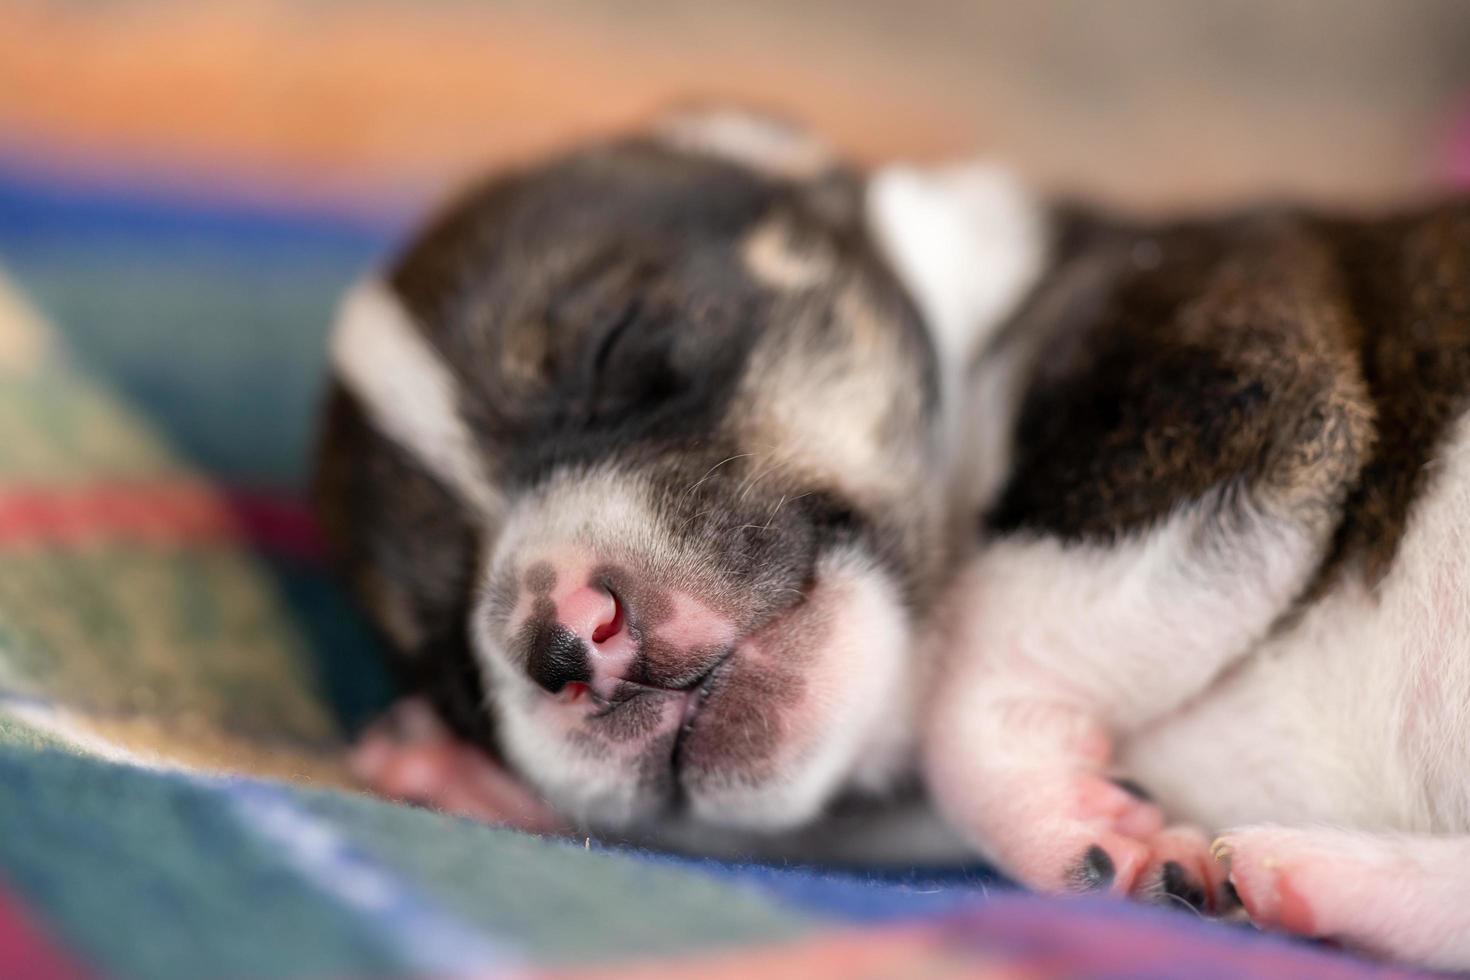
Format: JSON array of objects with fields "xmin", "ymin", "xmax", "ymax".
[{"xmin": 314, "ymin": 112, "xmax": 964, "ymax": 838}]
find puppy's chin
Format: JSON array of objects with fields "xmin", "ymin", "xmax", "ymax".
[
  {"xmin": 676, "ymin": 548, "xmax": 918, "ymax": 832},
  {"xmin": 489, "ymin": 548, "xmax": 919, "ymax": 836}
]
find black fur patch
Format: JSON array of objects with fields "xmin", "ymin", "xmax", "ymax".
[
  {"xmin": 986, "ymin": 207, "xmax": 1374, "ymax": 545},
  {"xmin": 980, "ymin": 199, "xmax": 1470, "ymax": 595},
  {"xmin": 1316, "ymin": 202, "xmax": 1470, "ymax": 583}
]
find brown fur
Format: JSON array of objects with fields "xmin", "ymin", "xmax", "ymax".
[{"xmin": 984, "ymin": 200, "xmax": 1470, "ymax": 598}]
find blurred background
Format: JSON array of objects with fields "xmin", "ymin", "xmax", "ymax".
[
  {"xmin": 3, "ymin": 0, "xmax": 1470, "ymax": 490},
  {"xmin": 7, "ymin": 0, "xmax": 1470, "ymax": 212}
]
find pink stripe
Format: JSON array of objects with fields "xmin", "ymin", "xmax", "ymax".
[
  {"xmin": 0, "ymin": 887, "xmax": 95, "ymax": 980},
  {"xmin": 0, "ymin": 484, "xmax": 326, "ymax": 561}
]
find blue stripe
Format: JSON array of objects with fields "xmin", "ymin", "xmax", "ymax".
[
  {"xmin": 604, "ymin": 845, "xmax": 1007, "ymax": 925},
  {"xmin": 0, "ymin": 155, "xmax": 402, "ymax": 258},
  {"xmin": 220, "ymin": 778, "xmax": 525, "ymax": 975}
]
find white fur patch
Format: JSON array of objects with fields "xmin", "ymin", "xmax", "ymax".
[
  {"xmin": 1126, "ymin": 409, "xmax": 1470, "ymax": 836},
  {"xmin": 655, "ymin": 108, "xmax": 832, "ymax": 179},
  {"xmin": 330, "ymin": 279, "xmax": 502, "ymax": 519},
  {"xmin": 932, "ymin": 490, "xmax": 1323, "ymax": 740},
  {"xmin": 923, "ymin": 493, "xmax": 1328, "ymax": 887},
  {"xmin": 686, "ymin": 548, "xmax": 917, "ymax": 832},
  {"xmin": 487, "ymin": 465, "xmax": 684, "ymax": 590},
  {"xmin": 866, "ymin": 162, "xmax": 1045, "ymax": 409}
]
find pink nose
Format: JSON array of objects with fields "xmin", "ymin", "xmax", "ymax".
[
  {"xmin": 524, "ymin": 583, "xmax": 635, "ymax": 701},
  {"xmin": 559, "ymin": 586, "xmax": 624, "ymax": 646}
]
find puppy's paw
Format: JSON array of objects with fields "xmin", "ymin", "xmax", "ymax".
[
  {"xmin": 351, "ymin": 697, "xmax": 566, "ymax": 834},
  {"xmin": 1211, "ymin": 823, "xmax": 1470, "ymax": 966},
  {"xmin": 1212, "ymin": 826, "xmax": 1323, "ymax": 936},
  {"xmin": 963, "ymin": 766, "xmax": 1162, "ymax": 896},
  {"xmin": 958, "ymin": 766, "xmax": 1232, "ymax": 912}
]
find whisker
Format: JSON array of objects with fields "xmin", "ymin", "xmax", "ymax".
[
  {"xmin": 683, "ymin": 453, "xmax": 753, "ymax": 497},
  {"xmin": 676, "ymin": 508, "xmax": 718, "ymax": 533},
  {"xmin": 761, "ymin": 494, "xmax": 788, "ymax": 531},
  {"xmin": 737, "ymin": 463, "xmax": 783, "ymax": 504}
]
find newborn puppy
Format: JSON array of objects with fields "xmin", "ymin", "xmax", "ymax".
[
  {"xmin": 317, "ymin": 110, "xmax": 1470, "ymax": 969},
  {"xmin": 882, "ymin": 168, "xmax": 1470, "ymax": 969},
  {"xmin": 312, "ymin": 111, "xmax": 963, "ymax": 850}
]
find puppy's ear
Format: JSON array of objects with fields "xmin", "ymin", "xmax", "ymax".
[
  {"xmin": 651, "ymin": 105, "xmax": 836, "ymax": 179},
  {"xmin": 328, "ymin": 278, "xmax": 503, "ymax": 521},
  {"xmin": 866, "ymin": 162, "xmax": 1046, "ymax": 383},
  {"xmin": 317, "ymin": 278, "xmax": 511, "ymax": 745}
]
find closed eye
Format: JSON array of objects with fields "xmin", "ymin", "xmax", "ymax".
[
  {"xmin": 577, "ymin": 297, "xmax": 685, "ymax": 424},
  {"xmin": 581, "ymin": 296, "xmax": 641, "ymax": 394}
]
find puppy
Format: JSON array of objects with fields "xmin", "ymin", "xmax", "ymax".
[
  {"xmin": 312, "ymin": 111, "xmax": 964, "ymax": 853},
  {"xmin": 314, "ymin": 112, "xmax": 1470, "ymax": 969}
]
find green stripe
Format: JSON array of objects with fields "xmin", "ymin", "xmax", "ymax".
[
  {"xmin": 0, "ymin": 745, "xmax": 408, "ymax": 980},
  {"xmin": 301, "ymin": 790, "xmax": 813, "ymax": 965},
  {"xmin": 3, "ymin": 246, "xmax": 356, "ymax": 488},
  {"xmin": 0, "ymin": 548, "xmax": 346, "ymax": 746}
]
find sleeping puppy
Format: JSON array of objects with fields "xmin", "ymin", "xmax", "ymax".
[
  {"xmin": 314, "ymin": 111, "xmax": 1470, "ymax": 968},
  {"xmin": 312, "ymin": 110, "xmax": 964, "ymax": 855}
]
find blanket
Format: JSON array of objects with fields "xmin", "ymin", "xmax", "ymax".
[{"xmin": 2, "ymin": 119, "xmax": 1467, "ymax": 980}]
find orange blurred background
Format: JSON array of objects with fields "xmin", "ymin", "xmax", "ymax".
[{"xmin": 5, "ymin": 0, "xmax": 1470, "ymax": 216}]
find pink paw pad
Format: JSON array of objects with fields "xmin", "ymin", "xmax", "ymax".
[
  {"xmin": 1080, "ymin": 774, "xmax": 1165, "ymax": 838},
  {"xmin": 351, "ymin": 698, "xmax": 566, "ymax": 835}
]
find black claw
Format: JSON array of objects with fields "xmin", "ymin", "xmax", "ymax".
[
  {"xmin": 1160, "ymin": 860, "xmax": 1207, "ymax": 912},
  {"xmin": 1068, "ymin": 845, "xmax": 1116, "ymax": 892},
  {"xmin": 1220, "ymin": 879, "xmax": 1243, "ymax": 911},
  {"xmin": 1110, "ymin": 776, "xmax": 1154, "ymax": 803}
]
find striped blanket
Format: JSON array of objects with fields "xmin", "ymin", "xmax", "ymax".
[{"xmin": 3, "ymin": 68, "xmax": 1469, "ymax": 980}]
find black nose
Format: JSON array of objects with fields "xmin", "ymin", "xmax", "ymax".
[{"xmin": 525, "ymin": 622, "xmax": 591, "ymax": 694}]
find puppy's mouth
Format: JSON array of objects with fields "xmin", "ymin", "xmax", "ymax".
[
  {"xmin": 663, "ymin": 581, "xmax": 810, "ymax": 793},
  {"xmin": 669, "ymin": 651, "xmax": 735, "ymax": 777}
]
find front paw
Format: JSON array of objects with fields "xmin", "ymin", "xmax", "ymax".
[
  {"xmin": 948, "ymin": 765, "xmax": 1230, "ymax": 912},
  {"xmin": 351, "ymin": 697, "xmax": 567, "ymax": 835}
]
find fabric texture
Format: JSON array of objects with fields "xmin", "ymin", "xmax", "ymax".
[{"xmin": 0, "ymin": 147, "xmax": 1459, "ymax": 980}]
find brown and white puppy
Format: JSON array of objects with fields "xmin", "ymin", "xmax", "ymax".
[
  {"xmin": 312, "ymin": 112, "xmax": 963, "ymax": 853},
  {"xmin": 879, "ymin": 166, "xmax": 1470, "ymax": 969},
  {"xmin": 316, "ymin": 110, "xmax": 1470, "ymax": 969}
]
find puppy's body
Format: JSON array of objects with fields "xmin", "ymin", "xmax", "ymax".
[
  {"xmin": 314, "ymin": 116, "xmax": 1470, "ymax": 969},
  {"xmin": 910, "ymin": 183, "xmax": 1470, "ymax": 966}
]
